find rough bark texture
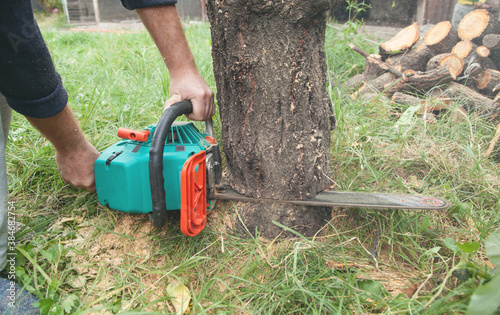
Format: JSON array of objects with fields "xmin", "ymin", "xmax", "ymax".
[
  {"xmin": 424, "ymin": 21, "xmax": 460, "ymax": 55},
  {"xmin": 477, "ymin": 69, "xmax": 500, "ymax": 96},
  {"xmin": 207, "ymin": 0, "xmax": 335, "ymax": 238},
  {"xmin": 445, "ymin": 82, "xmax": 495, "ymax": 113},
  {"xmin": 386, "ymin": 42, "xmax": 435, "ymax": 72},
  {"xmin": 425, "ymin": 54, "xmax": 463, "ymax": 79},
  {"xmin": 386, "ymin": 66, "xmax": 455, "ymax": 94}
]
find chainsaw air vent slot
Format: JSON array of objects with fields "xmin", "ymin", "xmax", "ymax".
[{"xmin": 166, "ymin": 123, "xmax": 202, "ymax": 145}]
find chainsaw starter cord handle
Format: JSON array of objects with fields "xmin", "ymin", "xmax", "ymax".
[{"xmin": 149, "ymin": 100, "xmax": 193, "ymax": 229}]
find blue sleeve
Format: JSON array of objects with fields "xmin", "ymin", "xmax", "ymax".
[{"xmin": 121, "ymin": 0, "xmax": 177, "ymax": 10}]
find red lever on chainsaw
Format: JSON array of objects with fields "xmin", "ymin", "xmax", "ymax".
[
  {"xmin": 180, "ymin": 151, "xmax": 208, "ymax": 236},
  {"xmin": 117, "ymin": 128, "xmax": 150, "ymax": 142}
]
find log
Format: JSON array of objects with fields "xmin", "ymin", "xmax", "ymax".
[
  {"xmin": 426, "ymin": 53, "xmax": 463, "ymax": 79},
  {"xmin": 463, "ymin": 47, "xmax": 496, "ymax": 72},
  {"xmin": 482, "ymin": 34, "xmax": 500, "ymax": 66},
  {"xmin": 385, "ymin": 41, "xmax": 435, "ymax": 72},
  {"xmin": 424, "ymin": 21, "xmax": 460, "ymax": 55},
  {"xmin": 458, "ymin": 9, "xmax": 500, "ymax": 44},
  {"xmin": 392, "ymin": 91, "xmax": 449, "ymax": 113},
  {"xmin": 349, "ymin": 44, "xmax": 403, "ymax": 78},
  {"xmin": 477, "ymin": 46, "xmax": 491, "ymax": 58},
  {"xmin": 364, "ymin": 54, "xmax": 387, "ymax": 78},
  {"xmin": 484, "ymin": 122, "xmax": 500, "ymax": 158},
  {"xmin": 476, "ymin": 69, "xmax": 500, "ymax": 97},
  {"xmin": 350, "ymin": 72, "xmax": 398, "ymax": 99},
  {"xmin": 452, "ymin": 40, "xmax": 477, "ymax": 59},
  {"xmin": 483, "ymin": 34, "xmax": 500, "ymax": 54},
  {"xmin": 344, "ymin": 73, "xmax": 366, "ymax": 92},
  {"xmin": 344, "ymin": 54, "xmax": 387, "ymax": 92},
  {"xmin": 386, "ymin": 66, "xmax": 455, "ymax": 95},
  {"xmin": 379, "ymin": 22, "xmax": 420, "ymax": 60},
  {"xmin": 445, "ymin": 82, "xmax": 496, "ymax": 113}
]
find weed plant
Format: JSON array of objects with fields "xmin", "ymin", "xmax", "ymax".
[{"xmin": 4, "ymin": 13, "xmax": 500, "ymax": 315}]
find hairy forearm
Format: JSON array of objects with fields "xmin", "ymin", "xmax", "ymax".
[
  {"xmin": 136, "ymin": 5, "xmax": 197, "ymax": 78},
  {"xmin": 26, "ymin": 106, "xmax": 99, "ymax": 191},
  {"xmin": 135, "ymin": 5, "xmax": 215, "ymax": 121},
  {"xmin": 27, "ymin": 106, "xmax": 87, "ymax": 152}
]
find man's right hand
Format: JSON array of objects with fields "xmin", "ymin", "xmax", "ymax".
[{"xmin": 164, "ymin": 72, "xmax": 215, "ymax": 121}]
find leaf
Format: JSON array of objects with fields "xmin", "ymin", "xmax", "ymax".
[
  {"xmin": 443, "ymin": 238, "xmax": 460, "ymax": 254},
  {"xmin": 466, "ymin": 232, "xmax": 500, "ymax": 315},
  {"xmin": 457, "ymin": 241, "xmax": 480, "ymax": 254},
  {"xmin": 466, "ymin": 275, "xmax": 500, "ymax": 315},
  {"xmin": 61, "ymin": 294, "xmax": 78, "ymax": 314},
  {"xmin": 394, "ymin": 104, "xmax": 420, "ymax": 128},
  {"xmin": 357, "ymin": 279, "xmax": 388, "ymax": 298},
  {"xmin": 485, "ymin": 232, "xmax": 500, "ymax": 266},
  {"xmin": 166, "ymin": 280, "xmax": 191, "ymax": 315}
]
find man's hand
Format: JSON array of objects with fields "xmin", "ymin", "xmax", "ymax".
[
  {"xmin": 26, "ymin": 106, "xmax": 100, "ymax": 192},
  {"xmin": 164, "ymin": 73, "xmax": 215, "ymax": 121},
  {"xmin": 55, "ymin": 139, "xmax": 100, "ymax": 192},
  {"xmin": 475, "ymin": 1, "xmax": 485, "ymax": 8}
]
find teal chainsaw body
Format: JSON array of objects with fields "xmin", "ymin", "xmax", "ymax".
[{"xmin": 94, "ymin": 101, "xmax": 222, "ymax": 236}]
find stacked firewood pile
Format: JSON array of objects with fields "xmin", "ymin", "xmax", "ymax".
[{"xmin": 346, "ymin": 9, "xmax": 500, "ymax": 156}]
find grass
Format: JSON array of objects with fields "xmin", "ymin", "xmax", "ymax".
[{"xmin": 4, "ymin": 13, "xmax": 500, "ymax": 314}]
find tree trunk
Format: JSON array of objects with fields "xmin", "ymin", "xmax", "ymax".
[{"xmin": 206, "ymin": 0, "xmax": 335, "ymax": 238}]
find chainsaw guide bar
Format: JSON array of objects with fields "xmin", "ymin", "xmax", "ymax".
[{"xmin": 212, "ymin": 185, "xmax": 450, "ymax": 211}]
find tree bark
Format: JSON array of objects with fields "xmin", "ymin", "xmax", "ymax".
[
  {"xmin": 207, "ymin": 0, "xmax": 335, "ymax": 238},
  {"xmin": 424, "ymin": 21, "xmax": 459, "ymax": 55},
  {"xmin": 445, "ymin": 82, "xmax": 495, "ymax": 113},
  {"xmin": 476, "ymin": 69, "xmax": 500, "ymax": 97},
  {"xmin": 385, "ymin": 42, "xmax": 435, "ymax": 72}
]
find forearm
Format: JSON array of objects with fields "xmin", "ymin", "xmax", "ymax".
[
  {"xmin": 26, "ymin": 106, "xmax": 87, "ymax": 153},
  {"xmin": 26, "ymin": 106, "xmax": 100, "ymax": 192},
  {"xmin": 136, "ymin": 5, "xmax": 198, "ymax": 79},
  {"xmin": 135, "ymin": 5, "xmax": 215, "ymax": 121}
]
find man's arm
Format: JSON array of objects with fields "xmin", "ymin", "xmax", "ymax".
[
  {"xmin": 136, "ymin": 5, "xmax": 215, "ymax": 121},
  {"xmin": 26, "ymin": 106, "xmax": 100, "ymax": 192}
]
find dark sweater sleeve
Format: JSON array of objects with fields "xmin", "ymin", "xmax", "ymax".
[
  {"xmin": 121, "ymin": 0, "xmax": 177, "ymax": 10},
  {"xmin": 0, "ymin": 1, "xmax": 67, "ymax": 118}
]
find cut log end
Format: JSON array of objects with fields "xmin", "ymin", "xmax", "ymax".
[
  {"xmin": 452, "ymin": 40, "xmax": 474, "ymax": 59},
  {"xmin": 477, "ymin": 46, "xmax": 491, "ymax": 58},
  {"xmin": 458, "ymin": 9, "xmax": 490, "ymax": 41},
  {"xmin": 380, "ymin": 22, "xmax": 420, "ymax": 57},
  {"xmin": 425, "ymin": 21, "xmax": 452, "ymax": 46}
]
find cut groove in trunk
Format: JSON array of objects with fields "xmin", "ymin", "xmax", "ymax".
[
  {"xmin": 379, "ymin": 22, "xmax": 420, "ymax": 60},
  {"xmin": 424, "ymin": 21, "xmax": 459, "ymax": 55}
]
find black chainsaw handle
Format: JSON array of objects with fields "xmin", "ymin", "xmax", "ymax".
[{"xmin": 149, "ymin": 100, "xmax": 193, "ymax": 229}]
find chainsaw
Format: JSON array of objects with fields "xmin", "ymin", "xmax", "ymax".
[{"xmin": 94, "ymin": 101, "xmax": 450, "ymax": 236}]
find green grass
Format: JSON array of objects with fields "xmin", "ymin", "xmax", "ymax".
[{"xmin": 4, "ymin": 15, "xmax": 500, "ymax": 314}]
